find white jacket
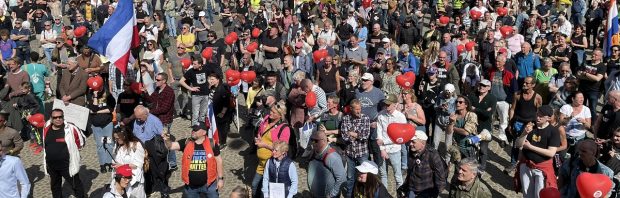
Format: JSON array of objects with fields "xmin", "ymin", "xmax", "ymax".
[
  {"xmin": 377, "ymin": 110, "xmax": 407, "ymax": 153},
  {"xmin": 113, "ymin": 142, "xmax": 145, "ymax": 185},
  {"xmin": 42, "ymin": 121, "xmax": 86, "ymax": 177}
]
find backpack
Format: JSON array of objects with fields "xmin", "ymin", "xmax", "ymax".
[{"xmin": 320, "ymin": 147, "xmax": 348, "ymax": 170}]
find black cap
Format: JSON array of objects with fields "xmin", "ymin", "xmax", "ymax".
[
  {"xmin": 192, "ymin": 122, "xmax": 208, "ymax": 131},
  {"xmin": 538, "ymin": 105, "xmax": 554, "ymax": 117}
]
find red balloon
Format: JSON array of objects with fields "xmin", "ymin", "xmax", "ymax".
[
  {"xmin": 224, "ymin": 35, "xmax": 236, "ymax": 45},
  {"xmin": 241, "ymin": 71, "xmax": 257, "ymax": 83},
  {"xmin": 539, "ymin": 187, "xmax": 560, "ymax": 198},
  {"xmin": 396, "ymin": 75, "xmax": 414, "ymax": 89},
  {"xmin": 497, "ymin": 7, "xmax": 508, "ymax": 16},
  {"xmin": 87, "ymin": 76, "xmax": 104, "ymax": 91},
  {"xmin": 343, "ymin": 105, "xmax": 351, "ymax": 114},
  {"xmin": 74, "ymin": 26, "xmax": 87, "ymax": 38},
  {"xmin": 180, "ymin": 58, "xmax": 191, "ymax": 69},
  {"xmin": 457, "ymin": 44, "xmax": 465, "ymax": 54},
  {"xmin": 465, "ymin": 41, "xmax": 476, "ymax": 51},
  {"xmin": 499, "ymin": 26, "xmax": 513, "ymax": 38},
  {"xmin": 225, "ymin": 69, "xmax": 241, "ymax": 83},
  {"xmin": 577, "ymin": 173, "xmax": 612, "ymax": 198},
  {"xmin": 305, "ymin": 92, "xmax": 317, "ymax": 108},
  {"xmin": 228, "ymin": 32, "xmax": 238, "ymax": 41},
  {"xmin": 387, "ymin": 123, "xmax": 416, "ymax": 144},
  {"xmin": 65, "ymin": 39, "xmax": 73, "ymax": 46},
  {"xmin": 130, "ymin": 82, "xmax": 143, "ymax": 94},
  {"xmin": 29, "ymin": 113, "xmax": 45, "ymax": 128},
  {"xmin": 439, "ymin": 16, "xmax": 450, "ymax": 25},
  {"xmin": 202, "ymin": 47, "xmax": 213, "ymax": 60},
  {"xmin": 252, "ymin": 28, "xmax": 261, "ymax": 38},
  {"xmin": 228, "ymin": 78, "xmax": 241, "ymax": 85},
  {"xmin": 246, "ymin": 42, "xmax": 259, "ymax": 53},
  {"xmin": 470, "ymin": 10, "xmax": 482, "ymax": 20},
  {"xmin": 313, "ymin": 49, "xmax": 328, "ymax": 63},
  {"xmin": 404, "ymin": 71, "xmax": 416, "ymax": 83},
  {"xmin": 362, "ymin": 0, "xmax": 371, "ymax": 9}
]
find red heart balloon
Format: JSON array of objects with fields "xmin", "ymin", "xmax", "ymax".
[
  {"xmin": 362, "ymin": 0, "xmax": 371, "ymax": 8},
  {"xmin": 470, "ymin": 10, "xmax": 482, "ymax": 20},
  {"xmin": 87, "ymin": 75, "xmax": 104, "ymax": 91},
  {"xmin": 180, "ymin": 58, "xmax": 191, "ymax": 69},
  {"xmin": 343, "ymin": 105, "xmax": 351, "ymax": 114},
  {"xmin": 29, "ymin": 113, "xmax": 45, "ymax": 128},
  {"xmin": 313, "ymin": 50, "xmax": 329, "ymax": 63},
  {"xmin": 130, "ymin": 82, "xmax": 143, "ymax": 94},
  {"xmin": 404, "ymin": 71, "xmax": 416, "ymax": 83},
  {"xmin": 240, "ymin": 70, "xmax": 257, "ymax": 83},
  {"xmin": 202, "ymin": 47, "xmax": 213, "ymax": 60},
  {"xmin": 499, "ymin": 26, "xmax": 513, "ymax": 38},
  {"xmin": 387, "ymin": 123, "xmax": 416, "ymax": 144},
  {"xmin": 74, "ymin": 26, "xmax": 87, "ymax": 38},
  {"xmin": 65, "ymin": 39, "xmax": 73, "ymax": 46},
  {"xmin": 539, "ymin": 187, "xmax": 560, "ymax": 198},
  {"xmin": 497, "ymin": 7, "xmax": 508, "ymax": 16},
  {"xmin": 457, "ymin": 44, "xmax": 465, "ymax": 54},
  {"xmin": 225, "ymin": 35, "xmax": 236, "ymax": 45},
  {"xmin": 439, "ymin": 16, "xmax": 450, "ymax": 25},
  {"xmin": 252, "ymin": 28, "xmax": 261, "ymax": 38},
  {"xmin": 396, "ymin": 75, "xmax": 414, "ymax": 89},
  {"xmin": 228, "ymin": 32, "xmax": 238, "ymax": 41},
  {"xmin": 577, "ymin": 173, "xmax": 612, "ymax": 198},
  {"xmin": 465, "ymin": 41, "xmax": 476, "ymax": 51},
  {"xmin": 246, "ymin": 42, "xmax": 259, "ymax": 53},
  {"xmin": 228, "ymin": 78, "xmax": 241, "ymax": 85},
  {"xmin": 305, "ymin": 92, "xmax": 317, "ymax": 108},
  {"xmin": 225, "ymin": 69, "xmax": 241, "ymax": 82}
]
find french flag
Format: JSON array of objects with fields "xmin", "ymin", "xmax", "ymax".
[
  {"xmin": 87, "ymin": 0, "xmax": 140, "ymax": 75},
  {"xmin": 206, "ymin": 102, "xmax": 220, "ymax": 145},
  {"xmin": 605, "ymin": 0, "xmax": 619, "ymax": 57}
]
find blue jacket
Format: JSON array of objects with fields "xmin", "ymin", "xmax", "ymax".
[{"xmin": 399, "ymin": 53, "xmax": 420, "ymax": 75}]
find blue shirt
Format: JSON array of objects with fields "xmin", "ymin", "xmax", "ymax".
[
  {"xmin": 0, "ymin": 155, "xmax": 30, "ymax": 198},
  {"xmin": 357, "ymin": 27, "xmax": 368, "ymax": 49},
  {"xmin": 440, "ymin": 42, "xmax": 458, "ymax": 64},
  {"xmin": 515, "ymin": 52, "xmax": 541, "ymax": 79},
  {"xmin": 0, "ymin": 39, "xmax": 15, "ymax": 59},
  {"xmin": 133, "ymin": 114, "xmax": 163, "ymax": 142}
]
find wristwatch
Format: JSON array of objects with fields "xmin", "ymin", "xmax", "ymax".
[{"xmin": 218, "ymin": 177, "xmax": 224, "ymax": 181}]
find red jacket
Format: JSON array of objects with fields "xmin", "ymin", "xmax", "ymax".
[{"xmin": 514, "ymin": 158, "xmax": 558, "ymax": 192}]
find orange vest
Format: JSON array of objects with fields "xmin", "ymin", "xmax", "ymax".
[{"xmin": 181, "ymin": 139, "xmax": 218, "ymax": 185}]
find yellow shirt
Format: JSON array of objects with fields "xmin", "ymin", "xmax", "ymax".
[
  {"xmin": 85, "ymin": 5, "xmax": 93, "ymax": 21},
  {"xmin": 177, "ymin": 34, "xmax": 196, "ymax": 52},
  {"xmin": 250, "ymin": 0, "xmax": 261, "ymax": 11},
  {"xmin": 256, "ymin": 128, "xmax": 273, "ymax": 175},
  {"xmin": 246, "ymin": 87, "xmax": 262, "ymax": 108}
]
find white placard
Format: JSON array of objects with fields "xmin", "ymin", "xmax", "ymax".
[
  {"xmin": 268, "ymin": 182, "xmax": 285, "ymax": 198},
  {"xmin": 52, "ymin": 99, "xmax": 90, "ymax": 130}
]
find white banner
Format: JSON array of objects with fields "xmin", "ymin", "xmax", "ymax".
[{"xmin": 52, "ymin": 99, "xmax": 90, "ymax": 130}]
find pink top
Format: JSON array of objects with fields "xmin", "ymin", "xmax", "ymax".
[
  {"xmin": 257, "ymin": 115, "xmax": 291, "ymax": 143},
  {"xmin": 506, "ymin": 34, "xmax": 525, "ymax": 54}
]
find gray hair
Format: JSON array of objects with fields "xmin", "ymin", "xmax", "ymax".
[
  {"xmin": 293, "ymin": 70, "xmax": 306, "ymax": 81},
  {"xmin": 400, "ymin": 44, "xmax": 410, "ymax": 53},
  {"xmin": 459, "ymin": 158, "xmax": 480, "ymax": 175},
  {"xmin": 134, "ymin": 105, "xmax": 150, "ymax": 114}
]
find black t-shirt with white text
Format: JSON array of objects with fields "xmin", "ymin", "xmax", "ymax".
[
  {"xmin": 178, "ymin": 138, "xmax": 221, "ymax": 187},
  {"xmin": 523, "ymin": 125, "xmax": 561, "ymax": 163},
  {"xmin": 579, "ymin": 61, "xmax": 606, "ymax": 92}
]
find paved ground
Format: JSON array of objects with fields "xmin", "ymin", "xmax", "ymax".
[{"xmin": 20, "ymin": 96, "xmax": 522, "ymax": 198}]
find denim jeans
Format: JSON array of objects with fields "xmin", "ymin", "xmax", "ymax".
[
  {"xmin": 164, "ymin": 123, "xmax": 177, "ymax": 168},
  {"xmin": 92, "ymin": 122, "xmax": 114, "ymax": 165},
  {"xmin": 171, "ymin": 81, "xmax": 190, "ymax": 116},
  {"xmin": 165, "ymin": 14, "xmax": 177, "ymax": 37},
  {"xmin": 407, "ymin": 188, "xmax": 439, "ymax": 198},
  {"xmin": 583, "ymin": 91, "xmax": 600, "ymax": 121},
  {"xmin": 252, "ymin": 173, "xmax": 264, "ymax": 198},
  {"xmin": 184, "ymin": 182, "xmax": 219, "ymax": 198},
  {"xmin": 433, "ymin": 125, "xmax": 452, "ymax": 162},
  {"xmin": 43, "ymin": 47, "xmax": 54, "ymax": 66},
  {"xmin": 574, "ymin": 49, "xmax": 585, "ymax": 67},
  {"xmin": 191, "ymin": 95, "xmax": 210, "ymax": 126},
  {"xmin": 379, "ymin": 150, "xmax": 403, "ymax": 189},
  {"xmin": 345, "ymin": 154, "xmax": 369, "ymax": 198}
]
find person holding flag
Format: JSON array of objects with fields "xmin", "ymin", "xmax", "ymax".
[
  {"xmin": 205, "ymin": 73, "xmax": 231, "ymax": 149},
  {"xmin": 604, "ymin": 0, "xmax": 620, "ymax": 57}
]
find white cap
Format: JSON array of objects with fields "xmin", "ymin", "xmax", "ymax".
[
  {"xmin": 381, "ymin": 37, "xmax": 390, "ymax": 43},
  {"xmin": 444, "ymin": 83, "xmax": 455, "ymax": 93},
  {"xmin": 361, "ymin": 73, "xmax": 374, "ymax": 82},
  {"xmin": 199, "ymin": 11, "xmax": 206, "ymax": 17},
  {"xmin": 355, "ymin": 161, "xmax": 379, "ymax": 174},
  {"xmin": 412, "ymin": 130, "xmax": 428, "ymax": 141}
]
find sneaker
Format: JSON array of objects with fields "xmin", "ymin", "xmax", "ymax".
[
  {"xmin": 100, "ymin": 165, "xmax": 108, "ymax": 173},
  {"xmin": 107, "ymin": 163, "xmax": 115, "ymax": 172},
  {"xmin": 220, "ymin": 143, "xmax": 227, "ymax": 150},
  {"xmin": 504, "ymin": 164, "xmax": 517, "ymax": 175}
]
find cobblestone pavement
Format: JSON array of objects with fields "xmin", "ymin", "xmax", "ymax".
[{"xmin": 21, "ymin": 98, "xmax": 520, "ymax": 198}]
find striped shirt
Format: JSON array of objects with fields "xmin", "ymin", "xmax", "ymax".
[{"xmin": 340, "ymin": 114, "xmax": 371, "ymax": 158}]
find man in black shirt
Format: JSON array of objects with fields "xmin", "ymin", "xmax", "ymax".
[
  {"xmin": 117, "ymin": 81, "xmax": 142, "ymax": 128},
  {"xmin": 595, "ymin": 91, "xmax": 620, "ymax": 142},
  {"xmin": 180, "ymin": 56, "xmax": 215, "ymax": 126},
  {"xmin": 336, "ymin": 17, "xmax": 354, "ymax": 56},
  {"xmin": 515, "ymin": 105, "xmax": 560, "ymax": 197},
  {"xmin": 44, "ymin": 109, "xmax": 86, "ymax": 198},
  {"xmin": 202, "ymin": 30, "xmax": 226, "ymax": 67},
  {"xmin": 260, "ymin": 27, "xmax": 282, "ymax": 71},
  {"xmin": 163, "ymin": 122, "xmax": 224, "ymax": 197},
  {"xmin": 577, "ymin": 49, "xmax": 606, "ymax": 121}
]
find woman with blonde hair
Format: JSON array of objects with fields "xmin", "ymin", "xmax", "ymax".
[{"xmin": 422, "ymin": 41, "xmax": 441, "ymax": 75}]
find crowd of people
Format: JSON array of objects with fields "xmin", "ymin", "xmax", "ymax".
[{"xmin": 1, "ymin": 0, "xmax": 620, "ymax": 197}]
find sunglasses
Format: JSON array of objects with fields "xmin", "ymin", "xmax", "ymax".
[
  {"xmin": 52, "ymin": 116, "xmax": 64, "ymax": 119},
  {"xmin": 155, "ymin": 78, "xmax": 164, "ymax": 81},
  {"xmin": 148, "ymin": 43, "xmax": 153, "ymax": 46},
  {"xmin": 310, "ymin": 138, "xmax": 323, "ymax": 143},
  {"xmin": 456, "ymin": 100, "xmax": 465, "ymax": 104}
]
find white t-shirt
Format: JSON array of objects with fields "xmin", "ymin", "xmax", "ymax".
[{"xmin": 560, "ymin": 104, "xmax": 591, "ymax": 137}]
